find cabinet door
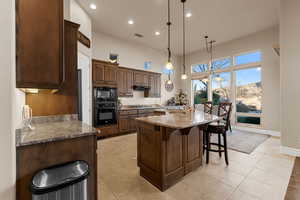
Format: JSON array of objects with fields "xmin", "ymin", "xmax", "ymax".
[
  {"xmin": 126, "ymin": 70, "xmax": 133, "ymax": 96},
  {"xmin": 16, "ymin": 0, "xmax": 64, "ymax": 89},
  {"xmin": 104, "ymin": 66, "xmax": 117, "ymax": 84},
  {"xmin": 148, "ymin": 75, "xmax": 155, "ymax": 97},
  {"xmin": 117, "ymin": 69, "xmax": 126, "ymax": 96},
  {"xmin": 93, "ymin": 63, "xmax": 105, "ymax": 84},
  {"xmin": 119, "ymin": 117, "xmax": 129, "ymax": 132},
  {"xmin": 155, "ymin": 74, "xmax": 161, "ymax": 97},
  {"xmin": 129, "ymin": 117, "xmax": 137, "ymax": 132},
  {"xmin": 134, "ymin": 72, "xmax": 149, "ymax": 86}
]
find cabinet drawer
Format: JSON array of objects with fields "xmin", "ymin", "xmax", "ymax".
[
  {"xmin": 138, "ymin": 109, "xmax": 155, "ymax": 115},
  {"xmin": 119, "ymin": 110, "xmax": 138, "ymax": 116},
  {"xmin": 97, "ymin": 125, "xmax": 118, "ymax": 137}
]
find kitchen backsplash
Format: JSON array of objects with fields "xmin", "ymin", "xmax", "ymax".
[{"xmin": 119, "ymin": 91, "xmax": 162, "ymax": 105}]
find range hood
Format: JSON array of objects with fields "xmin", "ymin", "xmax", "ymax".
[{"xmin": 133, "ymin": 85, "xmax": 150, "ymax": 91}]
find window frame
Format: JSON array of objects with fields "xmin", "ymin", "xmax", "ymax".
[{"xmin": 190, "ymin": 50, "xmax": 263, "ymax": 128}]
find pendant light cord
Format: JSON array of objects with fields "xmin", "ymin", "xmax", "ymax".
[
  {"xmin": 182, "ymin": 0, "xmax": 186, "ymax": 74},
  {"xmin": 167, "ymin": 0, "xmax": 171, "ymax": 63}
]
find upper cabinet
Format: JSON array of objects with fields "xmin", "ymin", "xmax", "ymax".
[
  {"xmin": 146, "ymin": 73, "xmax": 161, "ymax": 98},
  {"xmin": 92, "ymin": 59, "xmax": 118, "ymax": 87},
  {"xmin": 16, "ymin": 0, "xmax": 64, "ymax": 89},
  {"xmin": 133, "ymin": 71, "xmax": 149, "ymax": 87},
  {"xmin": 117, "ymin": 68, "xmax": 133, "ymax": 97}
]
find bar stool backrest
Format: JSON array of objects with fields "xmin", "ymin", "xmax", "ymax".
[
  {"xmin": 203, "ymin": 101, "xmax": 213, "ymax": 114},
  {"xmin": 217, "ymin": 102, "xmax": 232, "ymax": 131}
]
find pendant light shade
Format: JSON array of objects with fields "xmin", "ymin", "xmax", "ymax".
[
  {"xmin": 181, "ymin": 74, "xmax": 188, "ymax": 80},
  {"xmin": 165, "ymin": 61, "xmax": 174, "ymax": 70},
  {"xmin": 181, "ymin": 0, "xmax": 188, "ymax": 80}
]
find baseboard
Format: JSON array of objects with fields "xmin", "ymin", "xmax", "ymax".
[
  {"xmin": 233, "ymin": 126, "xmax": 281, "ymax": 137},
  {"xmin": 280, "ymin": 146, "xmax": 300, "ymax": 157}
]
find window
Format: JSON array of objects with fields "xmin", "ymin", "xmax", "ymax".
[
  {"xmin": 212, "ymin": 72, "xmax": 231, "ymax": 105},
  {"xmin": 235, "ymin": 67, "xmax": 262, "ymax": 125},
  {"xmin": 190, "ymin": 50, "xmax": 263, "ymax": 128},
  {"xmin": 192, "ymin": 79, "xmax": 208, "ymax": 105},
  {"xmin": 212, "ymin": 57, "xmax": 232, "ymax": 70},
  {"xmin": 192, "ymin": 64, "xmax": 209, "ymax": 73},
  {"xmin": 235, "ymin": 51, "xmax": 262, "ymax": 65}
]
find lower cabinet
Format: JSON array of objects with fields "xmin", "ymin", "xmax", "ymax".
[{"xmin": 97, "ymin": 109, "xmax": 165, "ymax": 139}]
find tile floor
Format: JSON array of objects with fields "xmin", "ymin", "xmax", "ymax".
[{"xmin": 97, "ymin": 134, "xmax": 295, "ymax": 200}]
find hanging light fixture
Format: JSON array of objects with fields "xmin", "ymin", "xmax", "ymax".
[
  {"xmin": 181, "ymin": 0, "xmax": 188, "ymax": 80},
  {"xmin": 205, "ymin": 35, "xmax": 216, "ymax": 75},
  {"xmin": 165, "ymin": 0, "xmax": 174, "ymax": 71}
]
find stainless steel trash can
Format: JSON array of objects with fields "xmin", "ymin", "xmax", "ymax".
[{"xmin": 31, "ymin": 161, "xmax": 89, "ymax": 200}]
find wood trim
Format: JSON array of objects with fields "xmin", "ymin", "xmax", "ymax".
[{"xmin": 78, "ymin": 31, "xmax": 91, "ymax": 48}]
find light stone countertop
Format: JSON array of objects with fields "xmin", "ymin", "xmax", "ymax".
[
  {"xmin": 16, "ymin": 120, "xmax": 98, "ymax": 147},
  {"xmin": 136, "ymin": 111, "xmax": 222, "ymax": 129}
]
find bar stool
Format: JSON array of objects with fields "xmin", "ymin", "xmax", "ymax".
[
  {"xmin": 204, "ymin": 102, "xmax": 232, "ymax": 165},
  {"xmin": 202, "ymin": 101, "xmax": 213, "ymax": 154}
]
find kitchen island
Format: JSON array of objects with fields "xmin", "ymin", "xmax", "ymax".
[
  {"xmin": 136, "ymin": 111, "xmax": 221, "ymax": 191},
  {"xmin": 16, "ymin": 116, "xmax": 98, "ymax": 200}
]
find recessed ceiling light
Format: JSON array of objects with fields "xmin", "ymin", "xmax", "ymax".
[
  {"xmin": 89, "ymin": 3, "xmax": 97, "ymax": 10},
  {"xmin": 185, "ymin": 12, "xmax": 192, "ymax": 18},
  {"xmin": 128, "ymin": 20, "xmax": 134, "ymax": 25},
  {"xmin": 155, "ymin": 31, "xmax": 160, "ymax": 36}
]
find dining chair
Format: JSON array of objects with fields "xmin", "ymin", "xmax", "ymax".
[{"xmin": 204, "ymin": 102, "xmax": 232, "ymax": 165}]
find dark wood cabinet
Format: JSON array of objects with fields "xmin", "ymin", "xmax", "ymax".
[
  {"xmin": 16, "ymin": 0, "xmax": 64, "ymax": 89},
  {"xmin": 16, "ymin": 135, "xmax": 98, "ymax": 200},
  {"xmin": 137, "ymin": 123, "xmax": 203, "ymax": 191},
  {"xmin": 134, "ymin": 71, "xmax": 149, "ymax": 87},
  {"xmin": 117, "ymin": 68, "xmax": 133, "ymax": 97},
  {"xmin": 146, "ymin": 73, "xmax": 161, "ymax": 98},
  {"xmin": 92, "ymin": 59, "xmax": 118, "ymax": 86}
]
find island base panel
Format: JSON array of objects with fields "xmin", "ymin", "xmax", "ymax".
[{"xmin": 137, "ymin": 122, "xmax": 203, "ymax": 191}]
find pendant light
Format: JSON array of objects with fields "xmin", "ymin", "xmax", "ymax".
[
  {"xmin": 165, "ymin": 0, "xmax": 174, "ymax": 71},
  {"xmin": 181, "ymin": 0, "xmax": 188, "ymax": 80},
  {"xmin": 205, "ymin": 35, "xmax": 216, "ymax": 75}
]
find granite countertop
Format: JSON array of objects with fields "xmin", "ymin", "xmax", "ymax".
[
  {"xmin": 136, "ymin": 111, "xmax": 222, "ymax": 129},
  {"xmin": 16, "ymin": 120, "xmax": 98, "ymax": 147},
  {"xmin": 119, "ymin": 105, "xmax": 163, "ymax": 111}
]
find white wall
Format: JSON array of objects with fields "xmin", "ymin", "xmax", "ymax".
[
  {"xmin": 183, "ymin": 27, "xmax": 280, "ymax": 132},
  {"xmin": 0, "ymin": 0, "xmax": 15, "ymax": 199},
  {"xmin": 92, "ymin": 32, "xmax": 181, "ymax": 105},
  {"xmin": 65, "ymin": 0, "xmax": 93, "ymax": 125},
  {"xmin": 280, "ymin": 0, "xmax": 300, "ymax": 149}
]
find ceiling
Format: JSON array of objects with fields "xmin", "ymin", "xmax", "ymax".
[{"xmin": 76, "ymin": 0, "xmax": 280, "ymax": 55}]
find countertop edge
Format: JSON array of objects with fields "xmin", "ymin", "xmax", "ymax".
[
  {"xmin": 16, "ymin": 130, "xmax": 98, "ymax": 147},
  {"xmin": 135, "ymin": 117, "xmax": 222, "ymax": 129}
]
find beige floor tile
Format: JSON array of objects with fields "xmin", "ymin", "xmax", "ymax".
[
  {"xmin": 237, "ymin": 178, "xmax": 271, "ymax": 198},
  {"xmin": 227, "ymin": 189, "xmax": 261, "ymax": 200},
  {"xmin": 97, "ymin": 134, "xmax": 292, "ymax": 200},
  {"xmin": 98, "ymin": 181, "xmax": 118, "ymax": 200}
]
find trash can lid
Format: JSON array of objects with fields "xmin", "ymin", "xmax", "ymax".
[{"xmin": 31, "ymin": 160, "xmax": 89, "ymax": 194}]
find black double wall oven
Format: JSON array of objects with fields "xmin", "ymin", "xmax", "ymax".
[{"xmin": 93, "ymin": 87, "xmax": 118, "ymax": 127}]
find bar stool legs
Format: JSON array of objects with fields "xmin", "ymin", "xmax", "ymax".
[{"xmin": 204, "ymin": 131, "xmax": 229, "ymax": 165}]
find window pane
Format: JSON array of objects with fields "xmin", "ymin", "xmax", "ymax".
[
  {"xmin": 236, "ymin": 67, "xmax": 262, "ymax": 114},
  {"xmin": 192, "ymin": 79, "xmax": 208, "ymax": 104},
  {"xmin": 235, "ymin": 51, "xmax": 262, "ymax": 65},
  {"xmin": 192, "ymin": 64, "xmax": 208, "ymax": 73},
  {"xmin": 162, "ymin": 69, "xmax": 174, "ymax": 75},
  {"xmin": 212, "ymin": 57, "xmax": 232, "ymax": 70},
  {"xmin": 212, "ymin": 72, "xmax": 231, "ymax": 105},
  {"xmin": 237, "ymin": 116, "xmax": 261, "ymax": 125}
]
